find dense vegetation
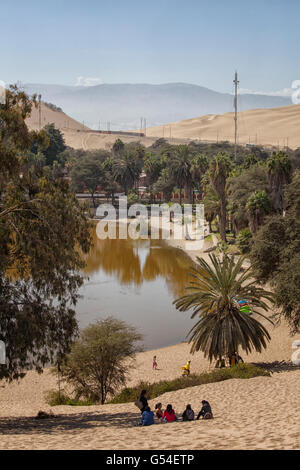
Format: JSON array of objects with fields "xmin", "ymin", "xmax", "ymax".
[
  {"xmin": 0, "ymin": 86, "xmax": 91, "ymax": 380},
  {"xmin": 1, "ymin": 85, "xmax": 299, "ymax": 387}
]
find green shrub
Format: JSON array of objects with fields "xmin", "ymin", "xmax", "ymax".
[
  {"xmin": 109, "ymin": 363, "xmax": 270, "ymax": 404},
  {"xmin": 45, "ymin": 390, "xmax": 95, "ymax": 406}
]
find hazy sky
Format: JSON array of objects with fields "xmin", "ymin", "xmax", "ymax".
[{"xmin": 1, "ymin": 0, "xmax": 299, "ymax": 94}]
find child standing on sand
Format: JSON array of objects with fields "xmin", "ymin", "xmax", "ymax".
[{"xmin": 153, "ymin": 355, "xmax": 158, "ymax": 370}]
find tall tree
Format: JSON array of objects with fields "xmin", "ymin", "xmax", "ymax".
[
  {"xmin": 41, "ymin": 123, "xmax": 66, "ymax": 166},
  {"xmin": 246, "ymin": 190, "xmax": 271, "ymax": 234},
  {"xmin": 227, "ymin": 165, "xmax": 269, "ymax": 236},
  {"xmin": 208, "ymin": 152, "xmax": 232, "ymax": 241},
  {"xmin": 70, "ymin": 155, "xmax": 103, "ymax": 208},
  {"xmin": 113, "ymin": 150, "xmax": 141, "ymax": 195},
  {"xmin": 191, "ymin": 154, "xmax": 209, "ymax": 200},
  {"xmin": 153, "ymin": 168, "xmax": 174, "ymax": 202},
  {"xmin": 144, "ymin": 153, "xmax": 164, "ymax": 201},
  {"xmin": 60, "ymin": 318, "xmax": 143, "ymax": 404},
  {"xmin": 174, "ymin": 254, "xmax": 274, "ymax": 362},
  {"xmin": 168, "ymin": 145, "xmax": 194, "ymax": 204},
  {"xmin": 266, "ymin": 151, "xmax": 292, "ymax": 213},
  {"xmin": 0, "ymin": 86, "xmax": 91, "ymax": 380},
  {"xmin": 250, "ymin": 173, "xmax": 300, "ymax": 334}
]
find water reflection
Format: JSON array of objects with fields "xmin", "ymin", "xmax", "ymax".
[{"xmin": 77, "ymin": 226, "xmax": 195, "ymax": 349}]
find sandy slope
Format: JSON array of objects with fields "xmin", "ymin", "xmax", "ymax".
[
  {"xmin": 147, "ymin": 104, "xmax": 300, "ymax": 149},
  {"xmin": 0, "ymin": 316, "xmax": 299, "ymax": 450},
  {"xmin": 27, "ymin": 101, "xmax": 300, "ymax": 151}
]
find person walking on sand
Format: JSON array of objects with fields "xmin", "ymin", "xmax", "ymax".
[{"xmin": 153, "ymin": 355, "xmax": 158, "ymax": 370}]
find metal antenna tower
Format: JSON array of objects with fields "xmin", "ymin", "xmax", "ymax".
[
  {"xmin": 233, "ymin": 71, "xmax": 239, "ymax": 161},
  {"xmin": 38, "ymin": 94, "xmax": 42, "ymax": 130}
]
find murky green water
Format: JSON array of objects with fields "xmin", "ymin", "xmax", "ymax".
[{"xmin": 76, "ymin": 227, "xmax": 195, "ymax": 350}]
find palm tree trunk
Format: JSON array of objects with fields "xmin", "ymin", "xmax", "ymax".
[{"xmin": 219, "ymin": 197, "xmax": 227, "ymax": 241}]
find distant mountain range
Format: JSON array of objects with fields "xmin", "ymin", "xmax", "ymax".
[{"xmin": 23, "ymin": 82, "xmax": 291, "ymax": 131}]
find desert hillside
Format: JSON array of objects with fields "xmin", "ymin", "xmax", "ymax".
[
  {"xmin": 147, "ymin": 104, "xmax": 300, "ymax": 149},
  {"xmin": 27, "ymin": 101, "xmax": 300, "ymax": 151},
  {"xmin": 26, "ymin": 102, "xmax": 87, "ymax": 133}
]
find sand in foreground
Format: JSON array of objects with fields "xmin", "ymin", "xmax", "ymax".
[{"xmin": 0, "ymin": 326, "xmax": 299, "ymax": 450}]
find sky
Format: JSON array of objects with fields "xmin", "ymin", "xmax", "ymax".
[{"xmin": 1, "ymin": 0, "xmax": 299, "ymax": 94}]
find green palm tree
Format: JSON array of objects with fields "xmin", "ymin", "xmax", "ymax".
[
  {"xmin": 208, "ymin": 153, "xmax": 232, "ymax": 241},
  {"xmin": 246, "ymin": 190, "xmax": 271, "ymax": 234},
  {"xmin": 266, "ymin": 151, "xmax": 292, "ymax": 213},
  {"xmin": 168, "ymin": 145, "xmax": 194, "ymax": 204},
  {"xmin": 191, "ymin": 154, "xmax": 209, "ymax": 200},
  {"xmin": 113, "ymin": 150, "xmax": 141, "ymax": 195},
  {"xmin": 174, "ymin": 254, "xmax": 274, "ymax": 362}
]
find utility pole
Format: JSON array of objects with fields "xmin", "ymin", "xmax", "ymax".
[
  {"xmin": 38, "ymin": 94, "xmax": 42, "ymax": 130},
  {"xmin": 144, "ymin": 118, "xmax": 146, "ymax": 136},
  {"xmin": 233, "ymin": 71, "xmax": 239, "ymax": 161}
]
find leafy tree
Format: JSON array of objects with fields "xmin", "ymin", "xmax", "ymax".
[
  {"xmin": 267, "ymin": 151, "xmax": 292, "ymax": 213},
  {"xmin": 60, "ymin": 318, "xmax": 143, "ymax": 404},
  {"xmin": 168, "ymin": 145, "xmax": 194, "ymax": 204},
  {"xmin": 174, "ymin": 254, "xmax": 274, "ymax": 362},
  {"xmin": 203, "ymin": 186, "xmax": 219, "ymax": 233},
  {"xmin": 113, "ymin": 150, "xmax": 141, "ymax": 195},
  {"xmin": 208, "ymin": 152, "xmax": 232, "ymax": 241},
  {"xmin": 112, "ymin": 138, "xmax": 125, "ymax": 155},
  {"xmin": 227, "ymin": 165, "xmax": 269, "ymax": 235},
  {"xmin": 246, "ymin": 190, "xmax": 271, "ymax": 234},
  {"xmin": 70, "ymin": 155, "xmax": 103, "ymax": 207},
  {"xmin": 0, "ymin": 86, "xmax": 91, "ymax": 380},
  {"xmin": 153, "ymin": 168, "xmax": 174, "ymax": 202},
  {"xmin": 144, "ymin": 153, "xmax": 164, "ymax": 201},
  {"xmin": 42, "ymin": 123, "xmax": 66, "ymax": 166},
  {"xmin": 102, "ymin": 157, "xmax": 117, "ymax": 204},
  {"xmin": 242, "ymin": 153, "xmax": 259, "ymax": 169},
  {"xmin": 191, "ymin": 154, "xmax": 208, "ymax": 199},
  {"xmin": 237, "ymin": 228, "xmax": 253, "ymax": 254},
  {"xmin": 250, "ymin": 173, "xmax": 300, "ymax": 333}
]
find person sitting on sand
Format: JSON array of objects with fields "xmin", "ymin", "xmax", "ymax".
[
  {"xmin": 141, "ymin": 406, "xmax": 154, "ymax": 426},
  {"xmin": 196, "ymin": 400, "xmax": 213, "ymax": 420},
  {"xmin": 162, "ymin": 404, "xmax": 177, "ymax": 423},
  {"xmin": 155, "ymin": 402, "xmax": 163, "ymax": 421},
  {"xmin": 153, "ymin": 355, "xmax": 158, "ymax": 370},
  {"xmin": 182, "ymin": 404, "xmax": 195, "ymax": 421},
  {"xmin": 139, "ymin": 390, "xmax": 149, "ymax": 414}
]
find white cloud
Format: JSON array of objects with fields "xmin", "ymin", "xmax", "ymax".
[
  {"xmin": 75, "ymin": 76, "xmax": 103, "ymax": 87},
  {"xmin": 237, "ymin": 87, "xmax": 294, "ymax": 97}
]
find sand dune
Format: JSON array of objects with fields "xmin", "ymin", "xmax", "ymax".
[
  {"xmin": 27, "ymin": 101, "xmax": 300, "ymax": 151},
  {"xmin": 26, "ymin": 102, "xmax": 87, "ymax": 133},
  {"xmin": 147, "ymin": 104, "xmax": 300, "ymax": 149},
  {"xmin": 0, "ymin": 313, "xmax": 299, "ymax": 450}
]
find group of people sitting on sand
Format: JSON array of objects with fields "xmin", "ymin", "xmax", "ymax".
[{"xmin": 137, "ymin": 390, "xmax": 213, "ymax": 426}]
